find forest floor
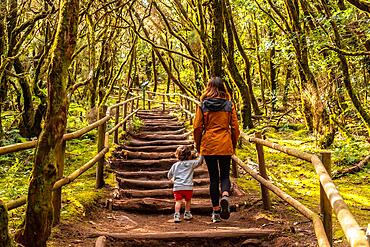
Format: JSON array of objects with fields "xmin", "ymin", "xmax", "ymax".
[
  {"xmin": 3, "ymin": 112, "xmax": 369, "ymax": 246},
  {"xmin": 48, "ymin": 184, "xmax": 331, "ymax": 247}
]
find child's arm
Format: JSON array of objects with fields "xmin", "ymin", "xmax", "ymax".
[
  {"xmin": 192, "ymin": 156, "xmax": 204, "ymax": 169},
  {"xmin": 168, "ymin": 163, "xmax": 175, "ymax": 180}
]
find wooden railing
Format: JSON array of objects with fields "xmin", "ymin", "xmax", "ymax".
[
  {"xmin": 2, "ymin": 90, "xmax": 368, "ymax": 246},
  {"xmin": 1, "ymin": 95, "xmax": 141, "ymax": 225},
  {"xmin": 140, "ymin": 91, "xmax": 369, "ymax": 247}
]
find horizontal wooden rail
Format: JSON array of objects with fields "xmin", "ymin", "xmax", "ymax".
[
  {"xmin": 3, "ymin": 97, "xmax": 140, "ymax": 211},
  {"xmin": 106, "ymin": 109, "xmax": 138, "ymax": 135},
  {"xmin": 53, "ymin": 147, "xmax": 109, "ymax": 189},
  {"xmin": 241, "ymin": 135, "xmax": 369, "ymax": 247},
  {"xmin": 178, "ymin": 104, "xmax": 194, "ymax": 118},
  {"xmin": 232, "ymin": 156, "xmax": 330, "ymax": 247},
  {"xmin": 0, "ymin": 140, "xmax": 37, "ymax": 156},
  {"xmin": 0, "ymin": 97, "xmax": 140, "ymax": 156}
]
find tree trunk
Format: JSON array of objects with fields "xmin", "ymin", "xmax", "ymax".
[
  {"xmin": 0, "ymin": 200, "xmax": 10, "ymax": 247},
  {"xmin": 152, "ymin": 48, "xmax": 158, "ymax": 93},
  {"xmin": 227, "ymin": 1, "xmax": 261, "ymax": 115},
  {"xmin": 86, "ymin": 13, "xmax": 97, "ymax": 109},
  {"xmin": 283, "ymin": 67, "xmax": 292, "ymax": 109},
  {"xmin": 253, "ymin": 14, "xmax": 266, "ymax": 115},
  {"xmin": 15, "ymin": 0, "xmax": 79, "ymax": 246},
  {"xmin": 268, "ymin": 30, "xmax": 277, "ymax": 112},
  {"xmin": 211, "ymin": 0, "xmax": 224, "ymax": 77},
  {"xmin": 0, "ymin": 3, "xmax": 5, "ymax": 137},
  {"xmin": 224, "ymin": 2, "xmax": 253, "ymax": 129},
  {"xmin": 14, "ymin": 58, "xmax": 39, "ymax": 138}
]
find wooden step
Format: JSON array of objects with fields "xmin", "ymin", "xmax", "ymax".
[
  {"xmin": 117, "ymin": 177, "xmax": 209, "ymax": 189},
  {"xmin": 113, "ymin": 150, "xmax": 176, "ymax": 160},
  {"xmin": 115, "ymin": 169, "xmax": 209, "ymax": 180},
  {"xmin": 126, "ymin": 139, "xmax": 193, "ymax": 147},
  {"xmin": 92, "ymin": 228, "xmax": 278, "ymax": 241},
  {"xmin": 137, "ymin": 110, "xmax": 170, "ymax": 114},
  {"xmin": 120, "ymin": 144, "xmax": 193, "ymax": 152},
  {"xmin": 140, "ymin": 125, "xmax": 185, "ymax": 131},
  {"xmin": 119, "ymin": 187, "xmax": 210, "ymax": 199},
  {"xmin": 108, "ymin": 198, "xmax": 237, "ymax": 215},
  {"xmin": 142, "ymin": 122, "xmax": 183, "ymax": 127},
  {"xmin": 128, "ymin": 132, "xmax": 190, "ymax": 141},
  {"xmin": 110, "ymin": 158, "xmax": 177, "ymax": 170},
  {"xmin": 137, "ymin": 115, "xmax": 177, "ymax": 120},
  {"xmin": 133, "ymin": 128, "xmax": 186, "ymax": 136}
]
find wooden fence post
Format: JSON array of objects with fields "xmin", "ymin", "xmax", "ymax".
[
  {"xmin": 123, "ymin": 102, "xmax": 128, "ymax": 132},
  {"xmin": 184, "ymin": 98, "xmax": 188, "ymax": 119},
  {"xmin": 232, "ymin": 158, "xmax": 238, "ymax": 178},
  {"xmin": 162, "ymin": 94, "xmax": 165, "ymax": 111},
  {"xmin": 52, "ymin": 140, "xmax": 66, "ymax": 226},
  {"xmin": 96, "ymin": 105, "xmax": 107, "ymax": 188},
  {"xmin": 180, "ymin": 97, "xmax": 183, "ymax": 116},
  {"xmin": 320, "ymin": 151, "xmax": 333, "ymax": 246},
  {"xmin": 255, "ymin": 132, "xmax": 271, "ymax": 210},
  {"xmin": 0, "ymin": 200, "xmax": 10, "ymax": 246},
  {"xmin": 142, "ymin": 89, "xmax": 146, "ymax": 110},
  {"xmin": 113, "ymin": 105, "xmax": 120, "ymax": 144},
  {"xmin": 148, "ymin": 92, "xmax": 151, "ymax": 110},
  {"xmin": 130, "ymin": 100, "xmax": 134, "ymax": 113}
]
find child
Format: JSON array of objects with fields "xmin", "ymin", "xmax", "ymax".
[{"xmin": 168, "ymin": 145, "xmax": 204, "ymax": 223}]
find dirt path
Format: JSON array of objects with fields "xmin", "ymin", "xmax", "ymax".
[{"xmin": 49, "ymin": 189, "xmax": 319, "ymax": 246}]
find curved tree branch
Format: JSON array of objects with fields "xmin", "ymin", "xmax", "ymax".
[{"xmin": 346, "ymin": 0, "xmax": 370, "ymax": 13}]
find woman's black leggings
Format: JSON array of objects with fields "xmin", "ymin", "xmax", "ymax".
[{"xmin": 204, "ymin": 155, "xmax": 231, "ymax": 207}]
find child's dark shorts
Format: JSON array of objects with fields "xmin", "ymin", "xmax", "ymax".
[{"xmin": 173, "ymin": 190, "xmax": 193, "ymax": 201}]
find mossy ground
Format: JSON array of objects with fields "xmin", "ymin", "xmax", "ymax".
[
  {"xmin": 0, "ymin": 108, "xmax": 122, "ymax": 237},
  {"xmin": 236, "ymin": 124, "xmax": 370, "ymax": 241}
]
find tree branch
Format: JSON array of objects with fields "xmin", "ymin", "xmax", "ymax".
[
  {"xmin": 321, "ymin": 45, "xmax": 370, "ymax": 56},
  {"xmin": 346, "ymin": 0, "xmax": 370, "ymax": 13}
]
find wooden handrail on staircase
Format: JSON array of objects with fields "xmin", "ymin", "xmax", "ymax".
[{"xmin": 2, "ymin": 96, "xmax": 140, "ymax": 214}]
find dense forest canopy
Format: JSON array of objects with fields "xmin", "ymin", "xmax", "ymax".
[
  {"xmin": 1, "ymin": 0, "xmax": 370, "ymax": 246},
  {"xmin": 1, "ymin": 0, "xmax": 370, "ymax": 145}
]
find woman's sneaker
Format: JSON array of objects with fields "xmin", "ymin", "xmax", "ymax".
[
  {"xmin": 184, "ymin": 211, "xmax": 193, "ymax": 220},
  {"xmin": 211, "ymin": 211, "xmax": 221, "ymax": 223},
  {"xmin": 220, "ymin": 196, "xmax": 230, "ymax": 219},
  {"xmin": 173, "ymin": 212, "xmax": 181, "ymax": 223}
]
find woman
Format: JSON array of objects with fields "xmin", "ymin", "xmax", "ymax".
[{"xmin": 193, "ymin": 77, "xmax": 240, "ymax": 223}]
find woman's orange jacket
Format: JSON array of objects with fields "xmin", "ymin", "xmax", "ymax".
[{"xmin": 193, "ymin": 98, "xmax": 240, "ymax": 155}]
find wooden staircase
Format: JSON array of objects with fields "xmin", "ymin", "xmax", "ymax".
[
  {"xmin": 103, "ymin": 109, "xmax": 279, "ymax": 246},
  {"xmin": 108, "ymin": 109, "xmax": 247, "ymax": 214}
]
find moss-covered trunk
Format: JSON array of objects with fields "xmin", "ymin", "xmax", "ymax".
[
  {"xmin": 0, "ymin": 3, "xmax": 4, "ymax": 138},
  {"xmin": 0, "ymin": 200, "xmax": 10, "ymax": 247},
  {"xmin": 15, "ymin": 0, "xmax": 79, "ymax": 246},
  {"xmin": 211, "ymin": 0, "xmax": 223, "ymax": 77},
  {"xmin": 226, "ymin": 0, "xmax": 261, "ymax": 116},
  {"xmin": 224, "ymin": 1, "xmax": 253, "ymax": 129}
]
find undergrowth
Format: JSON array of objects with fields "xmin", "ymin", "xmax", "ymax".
[
  {"xmin": 0, "ymin": 102, "xmax": 124, "ymax": 236},
  {"xmin": 236, "ymin": 124, "xmax": 370, "ymax": 241}
]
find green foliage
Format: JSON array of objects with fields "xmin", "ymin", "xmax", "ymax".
[
  {"xmin": 236, "ymin": 128, "xmax": 370, "ymax": 240},
  {"xmin": 130, "ymin": 116, "xmax": 143, "ymax": 132}
]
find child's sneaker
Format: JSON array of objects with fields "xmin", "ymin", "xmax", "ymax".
[
  {"xmin": 220, "ymin": 196, "xmax": 230, "ymax": 219},
  {"xmin": 211, "ymin": 211, "xmax": 221, "ymax": 223},
  {"xmin": 184, "ymin": 211, "xmax": 193, "ymax": 220},
  {"xmin": 173, "ymin": 212, "xmax": 181, "ymax": 223}
]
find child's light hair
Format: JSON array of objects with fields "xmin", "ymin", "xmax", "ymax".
[{"xmin": 175, "ymin": 145, "xmax": 192, "ymax": 161}]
